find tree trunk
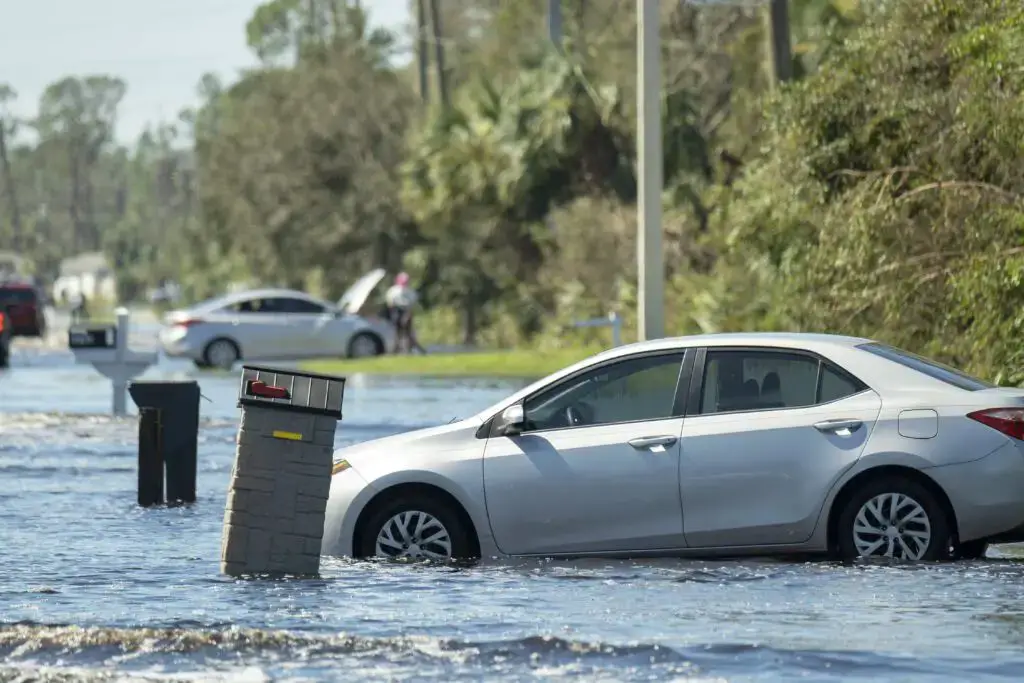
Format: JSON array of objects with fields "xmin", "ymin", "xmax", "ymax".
[
  {"xmin": 463, "ymin": 294, "xmax": 477, "ymax": 347},
  {"xmin": 427, "ymin": 0, "xmax": 449, "ymax": 108},
  {"xmin": 766, "ymin": 0, "xmax": 792, "ymax": 86},
  {"xmin": 416, "ymin": 0, "xmax": 429, "ymax": 103},
  {"xmin": 0, "ymin": 122, "xmax": 22, "ymax": 252}
]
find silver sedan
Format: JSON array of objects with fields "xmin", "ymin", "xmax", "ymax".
[
  {"xmin": 159, "ymin": 270, "xmax": 395, "ymax": 370},
  {"xmin": 323, "ymin": 332, "xmax": 1024, "ymax": 563}
]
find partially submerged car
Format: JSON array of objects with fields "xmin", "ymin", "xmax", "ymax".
[
  {"xmin": 323, "ymin": 332, "xmax": 1024, "ymax": 563},
  {"xmin": 159, "ymin": 269, "xmax": 395, "ymax": 370}
]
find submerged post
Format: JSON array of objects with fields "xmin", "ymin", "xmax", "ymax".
[
  {"xmin": 221, "ymin": 365, "xmax": 345, "ymax": 578},
  {"xmin": 137, "ymin": 407, "xmax": 163, "ymax": 506},
  {"xmin": 128, "ymin": 380, "xmax": 201, "ymax": 506}
]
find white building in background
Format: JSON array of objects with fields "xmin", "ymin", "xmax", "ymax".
[
  {"xmin": 53, "ymin": 252, "xmax": 117, "ymax": 304},
  {"xmin": 0, "ymin": 251, "xmax": 29, "ymax": 279}
]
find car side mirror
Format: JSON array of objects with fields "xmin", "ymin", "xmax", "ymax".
[{"xmin": 496, "ymin": 404, "xmax": 525, "ymax": 437}]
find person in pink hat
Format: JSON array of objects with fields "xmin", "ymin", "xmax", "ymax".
[{"xmin": 385, "ymin": 272, "xmax": 426, "ymax": 354}]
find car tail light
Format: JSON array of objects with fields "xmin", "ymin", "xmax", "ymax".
[
  {"xmin": 967, "ymin": 408, "xmax": 1024, "ymax": 440},
  {"xmin": 174, "ymin": 318, "xmax": 203, "ymax": 328}
]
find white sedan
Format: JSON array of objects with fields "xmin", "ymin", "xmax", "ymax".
[
  {"xmin": 323, "ymin": 332, "xmax": 1024, "ymax": 563},
  {"xmin": 159, "ymin": 270, "xmax": 395, "ymax": 370}
]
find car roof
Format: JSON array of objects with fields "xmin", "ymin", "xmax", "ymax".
[
  {"xmin": 192, "ymin": 288, "xmax": 331, "ymax": 311},
  {"xmin": 228, "ymin": 288, "xmax": 326, "ymax": 302},
  {"xmin": 471, "ymin": 332, "xmax": 878, "ymax": 422},
  {"xmin": 591, "ymin": 331, "xmax": 873, "ymax": 361}
]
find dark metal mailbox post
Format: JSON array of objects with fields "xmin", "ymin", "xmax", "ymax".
[
  {"xmin": 221, "ymin": 365, "xmax": 345, "ymax": 578},
  {"xmin": 127, "ymin": 380, "xmax": 201, "ymax": 506}
]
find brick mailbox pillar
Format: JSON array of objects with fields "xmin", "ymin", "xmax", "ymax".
[{"xmin": 220, "ymin": 365, "xmax": 346, "ymax": 577}]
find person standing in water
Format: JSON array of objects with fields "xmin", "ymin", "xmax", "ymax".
[{"xmin": 385, "ymin": 272, "xmax": 426, "ymax": 354}]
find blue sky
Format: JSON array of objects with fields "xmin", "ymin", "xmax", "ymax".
[{"xmin": 0, "ymin": 0, "xmax": 410, "ymax": 143}]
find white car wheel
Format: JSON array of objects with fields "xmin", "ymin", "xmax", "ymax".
[
  {"xmin": 204, "ymin": 339, "xmax": 239, "ymax": 370},
  {"xmin": 348, "ymin": 332, "xmax": 380, "ymax": 358}
]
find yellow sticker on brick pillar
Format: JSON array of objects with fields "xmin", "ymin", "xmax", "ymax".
[{"xmin": 272, "ymin": 430, "xmax": 303, "ymax": 441}]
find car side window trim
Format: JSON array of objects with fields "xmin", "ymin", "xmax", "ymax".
[
  {"xmin": 480, "ymin": 348, "xmax": 695, "ymax": 438},
  {"xmin": 683, "ymin": 345, "xmax": 872, "ymax": 418}
]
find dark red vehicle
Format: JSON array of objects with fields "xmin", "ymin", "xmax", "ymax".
[
  {"xmin": 0, "ymin": 281, "xmax": 47, "ymax": 338},
  {"xmin": 0, "ymin": 312, "xmax": 9, "ymax": 367}
]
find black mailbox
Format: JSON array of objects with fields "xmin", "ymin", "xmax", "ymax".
[
  {"xmin": 127, "ymin": 380, "xmax": 201, "ymax": 506},
  {"xmin": 69, "ymin": 325, "xmax": 117, "ymax": 349}
]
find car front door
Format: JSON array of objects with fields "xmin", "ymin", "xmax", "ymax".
[
  {"xmin": 679, "ymin": 347, "xmax": 883, "ymax": 548},
  {"xmin": 482, "ymin": 350, "xmax": 692, "ymax": 556}
]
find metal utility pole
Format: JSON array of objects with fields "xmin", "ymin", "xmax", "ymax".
[
  {"xmin": 415, "ymin": 0, "xmax": 429, "ymax": 102},
  {"xmin": 547, "ymin": 0, "xmax": 563, "ymax": 48},
  {"xmin": 766, "ymin": 0, "xmax": 793, "ymax": 86},
  {"xmin": 636, "ymin": 0, "xmax": 664, "ymax": 341},
  {"xmin": 427, "ymin": 0, "xmax": 449, "ymax": 108}
]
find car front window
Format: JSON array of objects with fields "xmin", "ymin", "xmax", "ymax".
[{"xmin": 523, "ymin": 353, "xmax": 685, "ymax": 431}]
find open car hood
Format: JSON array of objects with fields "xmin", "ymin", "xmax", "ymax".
[{"xmin": 337, "ymin": 268, "xmax": 386, "ymax": 315}]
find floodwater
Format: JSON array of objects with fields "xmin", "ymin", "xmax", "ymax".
[{"xmin": 3, "ymin": 333, "xmax": 1024, "ymax": 681}]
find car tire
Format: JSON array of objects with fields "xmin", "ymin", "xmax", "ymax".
[
  {"xmin": 358, "ymin": 494, "xmax": 475, "ymax": 562},
  {"xmin": 836, "ymin": 475, "xmax": 951, "ymax": 562},
  {"xmin": 347, "ymin": 332, "xmax": 382, "ymax": 358},
  {"xmin": 953, "ymin": 539, "xmax": 988, "ymax": 561},
  {"xmin": 202, "ymin": 338, "xmax": 240, "ymax": 371}
]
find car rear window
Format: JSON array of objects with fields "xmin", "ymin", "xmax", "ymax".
[
  {"xmin": 0, "ymin": 287, "xmax": 37, "ymax": 303},
  {"xmin": 857, "ymin": 342, "xmax": 995, "ymax": 391}
]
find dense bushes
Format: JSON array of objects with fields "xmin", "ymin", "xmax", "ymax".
[{"xmin": 707, "ymin": 0, "xmax": 1024, "ymax": 382}]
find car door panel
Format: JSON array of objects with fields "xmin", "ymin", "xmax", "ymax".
[
  {"xmin": 483, "ymin": 419, "xmax": 686, "ymax": 555},
  {"xmin": 482, "ymin": 350, "xmax": 691, "ymax": 556},
  {"xmin": 312, "ymin": 313, "xmax": 358, "ymax": 357},
  {"xmin": 679, "ymin": 346, "xmax": 883, "ymax": 548},
  {"xmin": 264, "ymin": 297, "xmax": 328, "ymax": 357}
]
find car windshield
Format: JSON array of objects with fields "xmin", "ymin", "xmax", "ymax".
[
  {"xmin": 857, "ymin": 342, "xmax": 996, "ymax": 391},
  {"xmin": 0, "ymin": 287, "xmax": 36, "ymax": 303}
]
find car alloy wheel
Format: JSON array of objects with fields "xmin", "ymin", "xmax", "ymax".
[
  {"xmin": 853, "ymin": 493, "xmax": 931, "ymax": 560},
  {"xmin": 348, "ymin": 332, "xmax": 380, "ymax": 358},
  {"xmin": 204, "ymin": 339, "xmax": 239, "ymax": 370},
  {"xmin": 836, "ymin": 475, "xmax": 951, "ymax": 562},
  {"xmin": 358, "ymin": 494, "xmax": 475, "ymax": 562},
  {"xmin": 374, "ymin": 510, "xmax": 452, "ymax": 560}
]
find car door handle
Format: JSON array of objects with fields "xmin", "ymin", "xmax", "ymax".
[
  {"xmin": 628, "ymin": 435, "xmax": 678, "ymax": 450},
  {"xmin": 813, "ymin": 419, "xmax": 863, "ymax": 434}
]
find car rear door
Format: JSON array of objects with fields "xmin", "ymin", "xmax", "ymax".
[
  {"xmin": 679, "ymin": 346, "xmax": 883, "ymax": 548},
  {"xmin": 263, "ymin": 296, "xmax": 330, "ymax": 357},
  {"xmin": 482, "ymin": 349, "xmax": 692, "ymax": 556},
  {"xmin": 220, "ymin": 297, "xmax": 281, "ymax": 359}
]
